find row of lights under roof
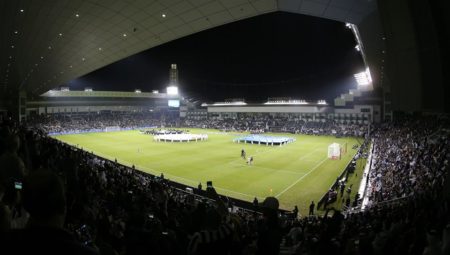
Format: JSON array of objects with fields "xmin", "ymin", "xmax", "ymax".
[
  {"xmin": 25, "ymin": 9, "xmax": 169, "ymax": 92},
  {"xmin": 74, "ymin": 12, "xmax": 165, "ymax": 18},
  {"xmin": 33, "ymin": 12, "xmax": 83, "ymax": 91},
  {"xmin": 29, "ymin": 11, "xmax": 83, "ymax": 91},
  {"xmin": 3, "ymin": 55, "xmax": 13, "ymax": 86},
  {"xmin": 3, "ymin": 8, "xmax": 25, "ymax": 86},
  {"xmin": 9, "ymin": 8, "xmax": 35, "ymax": 87},
  {"xmin": 12, "ymin": 7, "xmax": 22, "ymax": 90},
  {"xmin": 11, "ymin": 9, "xmax": 80, "ymax": 91}
]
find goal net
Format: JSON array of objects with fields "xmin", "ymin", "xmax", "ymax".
[
  {"xmin": 105, "ymin": 126, "xmax": 120, "ymax": 132},
  {"xmin": 328, "ymin": 143, "xmax": 341, "ymax": 160}
]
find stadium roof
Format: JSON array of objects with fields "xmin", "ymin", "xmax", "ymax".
[
  {"xmin": 40, "ymin": 89, "xmax": 177, "ymax": 99},
  {"xmin": 1, "ymin": 0, "xmax": 379, "ymax": 97}
]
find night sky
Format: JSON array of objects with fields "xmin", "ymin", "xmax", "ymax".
[{"xmin": 67, "ymin": 12, "xmax": 365, "ymax": 102}]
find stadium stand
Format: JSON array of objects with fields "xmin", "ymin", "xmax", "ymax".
[
  {"xmin": 27, "ymin": 112, "xmax": 176, "ymax": 135},
  {"xmin": 1, "ymin": 113, "xmax": 449, "ymax": 254},
  {"xmin": 366, "ymin": 115, "xmax": 450, "ymax": 204},
  {"xmin": 183, "ymin": 116, "xmax": 366, "ymax": 137}
]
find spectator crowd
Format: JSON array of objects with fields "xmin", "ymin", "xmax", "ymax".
[
  {"xmin": 0, "ymin": 113, "xmax": 449, "ymax": 255},
  {"xmin": 366, "ymin": 116, "xmax": 450, "ymax": 204},
  {"xmin": 27, "ymin": 112, "xmax": 177, "ymax": 134},
  {"xmin": 183, "ymin": 116, "xmax": 366, "ymax": 137}
]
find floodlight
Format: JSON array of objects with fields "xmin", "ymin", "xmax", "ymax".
[
  {"xmin": 317, "ymin": 100, "xmax": 327, "ymax": 105},
  {"xmin": 264, "ymin": 99, "xmax": 308, "ymax": 105},
  {"xmin": 166, "ymin": 86, "xmax": 178, "ymax": 95},
  {"xmin": 354, "ymin": 72, "xmax": 370, "ymax": 85},
  {"xmin": 135, "ymin": 89, "xmax": 141, "ymax": 93},
  {"xmin": 355, "ymin": 45, "xmax": 360, "ymax": 51},
  {"xmin": 152, "ymin": 90, "xmax": 159, "ymax": 94},
  {"xmin": 353, "ymin": 67, "xmax": 372, "ymax": 86},
  {"xmin": 84, "ymin": 87, "xmax": 93, "ymax": 92},
  {"xmin": 212, "ymin": 101, "xmax": 246, "ymax": 106}
]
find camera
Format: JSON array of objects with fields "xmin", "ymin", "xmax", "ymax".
[
  {"xmin": 76, "ymin": 224, "xmax": 92, "ymax": 246},
  {"xmin": 14, "ymin": 182, "xmax": 22, "ymax": 190},
  {"xmin": 206, "ymin": 181, "xmax": 213, "ymax": 188}
]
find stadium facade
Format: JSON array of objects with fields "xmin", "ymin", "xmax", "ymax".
[
  {"xmin": 199, "ymin": 102, "xmax": 380, "ymax": 124},
  {"xmin": 24, "ymin": 88, "xmax": 380, "ymax": 126},
  {"xmin": 25, "ymin": 89, "xmax": 179, "ymax": 117}
]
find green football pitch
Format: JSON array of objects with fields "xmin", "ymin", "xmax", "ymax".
[{"xmin": 53, "ymin": 129, "xmax": 362, "ymax": 213}]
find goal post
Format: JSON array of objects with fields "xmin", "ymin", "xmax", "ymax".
[
  {"xmin": 105, "ymin": 126, "xmax": 120, "ymax": 132},
  {"xmin": 341, "ymin": 142, "xmax": 347, "ymax": 154},
  {"xmin": 328, "ymin": 143, "xmax": 341, "ymax": 160}
]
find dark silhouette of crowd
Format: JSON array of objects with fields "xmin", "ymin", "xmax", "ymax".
[
  {"xmin": 183, "ymin": 116, "xmax": 366, "ymax": 137},
  {"xmin": 27, "ymin": 112, "xmax": 177, "ymax": 134},
  {"xmin": 1, "ymin": 113, "xmax": 449, "ymax": 255}
]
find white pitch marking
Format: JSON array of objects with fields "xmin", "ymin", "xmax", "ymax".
[
  {"xmin": 228, "ymin": 162, "xmax": 305, "ymax": 175},
  {"xmin": 298, "ymin": 147, "xmax": 323, "ymax": 161},
  {"xmin": 152, "ymin": 170, "xmax": 259, "ymax": 199},
  {"xmin": 275, "ymin": 156, "xmax": 329, "ymax": 198},
  {"xmin": 80, "ymin": 149, "xmax": 262, "ymax": 200}
]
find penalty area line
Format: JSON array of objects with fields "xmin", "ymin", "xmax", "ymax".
[
  {"xmin": 154, "ymin": 170, "xmax": 262, "ymax": 200},
  {"xmin": 64, "ymin": 144, "xmax": 264, "ymax": 200},
  {"xmin": 95, "ymin": 154, "xmax": 262, "ymax": 200},
  {"xmin": 228, "ymin": 162, "xmax": 305, "ymax": 175},
  {"xmin": 298, "ymin": 147, "xmax": 323, "ymax": 161},
  {"xmin": 275, "ymin": 156, "xmax": 328, "ymax": 198}
]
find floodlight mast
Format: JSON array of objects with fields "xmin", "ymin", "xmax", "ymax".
[
  {"xmin": 170, "ymin": 64, "xmax": 178, "ymax": 84},
  {"xmin": 166, "ymin": 64, "xmax": 179, "ymax": 96},
  {"xmin": 346, "ymin": 23, "xmax": 373, "ymax": 90}
]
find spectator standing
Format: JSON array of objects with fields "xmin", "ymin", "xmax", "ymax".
[
  {"xmin": 293, "ymin": 205, "xmax": 299, "ymax": 218},
  {"xmin": 256, "ymin": 197, "xmax": 282, "ymax": 255},
  {"xmin": 253, "ymin": 197, "xmax": 259, "ymax": 207},
  {"xmin": 309, "ymin": 201, "xmax": 315, "ymax": 216},
  {"xmin": 2, "ymin": 170, "xmax": 98, "ymax": 254}
]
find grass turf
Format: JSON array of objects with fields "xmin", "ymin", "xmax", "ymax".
[{"xmin": 54, "ymin": 129, "xmax": 362, "ymax": 214}]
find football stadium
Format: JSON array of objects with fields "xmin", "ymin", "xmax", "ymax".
[
  {"xmin": 53, "ymin": 129, "xmax": 362, "ymax": 212},
  {"xmin": 1, "ymin": 1, "xmax": 449, "ymax": 255}
]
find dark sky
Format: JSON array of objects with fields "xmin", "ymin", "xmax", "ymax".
[{"xmin": 67, "ymin": 11, "xmax": 364, "ymax": 102}]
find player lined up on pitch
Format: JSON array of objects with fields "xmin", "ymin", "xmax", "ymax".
[
  {"xmin": 241, "ymin": 149, "xmax": 246, "ymax": 159},
  {"xmin": 247, "ymin": 156, "xmax": 253, "ymax": 165},
  {"xmin": 241, "ymin": 149, "xmax": 253, "ymax": 165}
]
